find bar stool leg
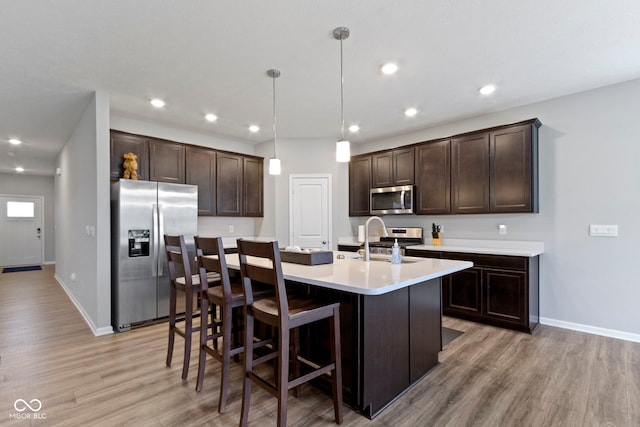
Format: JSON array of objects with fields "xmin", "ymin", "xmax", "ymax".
[
  {"xmin": 291, "ymin": 328, "xmax": 301, "ymax": 398},
  {"xmin": 240, "ymin": 311, "xmax": 255, "ymax": 427},
  {"xmin": 166, "ymin": 285, "xmax": 177, "ymax": 367},
  {"xmin": 277, "ymin": 326, "xmax": 290, "ymax": 427},
  {"xmin": 182, "ymin": 289, "xmax": 193, "ymax": 380},
  {"xmin": 331, "ymin": 307, "xmax": 344, "ymax": 424},
  {"xmin": 218, "ymin": 304, "xmax": 233, "ymax": 413},
  {"xmin": 195, "ymin": 297, "xmax": 209, "ymax": 392}
]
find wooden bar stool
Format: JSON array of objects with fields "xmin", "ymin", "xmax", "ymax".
[
  {"xmin": 237, "ymin": 239, "xmax": 343, "ymax": 427},
  {"xmin": 194, "ymin": 236, "xmax": 272, "ymax": 413},
  {"xmin": 164, "ymin": 234, "xmax": 220, "ymax": 380}
]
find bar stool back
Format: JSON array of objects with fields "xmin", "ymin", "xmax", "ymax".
[
  {"xmin": 237, "ymin": 239, "xmax": 343, "ymax": 427},
  {"xmin": 164, "ymin": 234, "xmax": 219, "ymax": 380},
  {"xmin": 194, "ymin": 236, "xmax": 246, "ymax": 413}
]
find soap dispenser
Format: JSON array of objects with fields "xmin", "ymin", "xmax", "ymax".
[{"xmin": 391, "ymin": 239, "xmax": 401, "ymax": 264}]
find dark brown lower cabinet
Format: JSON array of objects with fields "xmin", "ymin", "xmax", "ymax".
[
  {"xmin": 296, "ymin": 277, "xmax": 442, "ymax": 419},
  {"xmin": 405, "ymin": 249, "xmax": 539, "ymax": 333},
  {"xmin": 443, "ymin": 267, "xmax": 481, "ymax": 316}
]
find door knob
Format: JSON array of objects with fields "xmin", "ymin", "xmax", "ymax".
[{"xmin": 322, "ymin": 240, "xmax": 327, "ymax": 245}]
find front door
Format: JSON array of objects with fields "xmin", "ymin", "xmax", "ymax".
[
  {"xmin": 289, "ymin": 174, "xmax": 331, "ymax": 250},
  {"xmin": 0, "ymin": 195, "xmax": 43, "ymax": 267}
]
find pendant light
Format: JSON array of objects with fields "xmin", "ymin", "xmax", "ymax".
[
  {"xmin": 267, "ymin": 68, "xmax": 281, "ymax": 175},
  {"xmin": 334, "ymin": 27, "xmax": 351, "ymax": 163}
]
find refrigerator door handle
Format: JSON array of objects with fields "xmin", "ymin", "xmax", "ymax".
[
  {"xmin": 152, "ymin": 203, "xmax": 159, "ymax": 277},
  {"xmin": 157, "ymin": 203, "xmax": 165, "ymax": 276}
]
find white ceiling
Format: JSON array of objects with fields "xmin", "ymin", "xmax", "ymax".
[{"xmin": 2, "ymin": 1, "xmax": 640, "ymax": 176}]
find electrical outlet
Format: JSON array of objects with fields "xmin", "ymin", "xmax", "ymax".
[
  {"xmin": 498, "ymin": 224, "xmax": 507, "ymax": 235},
  {"xmin": 228, "ymin": 225, "xmax": 235, "ymax": 233},
  {"xmin": 589, "ymin": 224, "xmax": 618, "ymax": 237}
]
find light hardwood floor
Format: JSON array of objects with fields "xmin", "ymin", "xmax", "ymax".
[{"xmin": 1, "ymin": 265, "xmax": 638, "ymax": 426}]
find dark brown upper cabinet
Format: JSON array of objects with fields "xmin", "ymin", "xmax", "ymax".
[
  {"xmin": 348, "ymin": 118, "xmax": 540, "ymax": 217},
  {"xmin": 415, "ymin": 139, "xmax": 451, "ymax": 215},
  {"xmin": 216, "ymin": 152, "xmax": 263, "ymax": 217},
  {"xmin": 490, "ymin": 122, "xmax": 538, "ymax": 213},
  {"xmin": 451, "ymin": 132, "xmax": 490, "ymax": 214},
  {"xmin": 349, "ymin": 154, "xmax": 372, "ymax": 216},
  {"xmin": 110, "ymin": 130, "xmax": 264, "ymax": 217},
  {"xmin": 149, "ymin": 139, "xmax": 185, "ymax": 183},
  {"xmin": 371, "ymin": 147, "xmax": 414, "ymax": 188},
  {"xmin": 452, "ymin": 119, "xmax": 540, "ymax": 214},
  {"xmin": 243, "ymin": 156, "xmax": 263, "ymax": 217},
  {"xmin": 109, "ymin": 131, "xmax": 149, "ymax": 181},
  {"xmin": 216, "ymin": 152, "xmax": 243, "ymax": 216},
  {"xmin": 185, "ymin": 146, "xmax": 216, "ymax": 216}
]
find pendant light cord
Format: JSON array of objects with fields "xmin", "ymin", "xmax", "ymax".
[
  {"xmin": 272, "ymin": 72, "xmax": 277, "ymax": 157},
  {"xmin": 340, "ymin": 37, "xmax": 345, "ymax": 142}
]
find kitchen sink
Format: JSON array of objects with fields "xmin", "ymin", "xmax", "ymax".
[
  {"xmin": 338, "ymin": 253, "xmax": 420, "ymax": 264},
  {"xmin": 367, "ymin": 255, "xmax": 419, "ymax": 264}
]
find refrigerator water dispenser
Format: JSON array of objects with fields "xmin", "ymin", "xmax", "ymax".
[{"xmin": 128, "ymin": 229, "xmax": 150, "ymax": 257}]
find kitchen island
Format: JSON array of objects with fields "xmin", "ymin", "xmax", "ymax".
[{"xmin": 224, "ymin": 251, "xmax": 472, "ymax": 418}]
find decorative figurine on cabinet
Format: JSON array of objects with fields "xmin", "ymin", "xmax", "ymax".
[{"xmin": 122, "ymin": 152, "xmax": 138, "ymax": 180}]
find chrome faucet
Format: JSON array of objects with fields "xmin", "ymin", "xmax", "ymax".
[{"xmin": 363, "ymin": 216, "xmax": 389, "ymax": 262}]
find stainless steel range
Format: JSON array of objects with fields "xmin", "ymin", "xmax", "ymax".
[{"xmin": 367, "ymin": 227, "xmax": 423, "ymax": 255}]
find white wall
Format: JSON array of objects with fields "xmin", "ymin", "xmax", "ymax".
[
  {"xmin": 55, "ymin": 91, "xmax": 112, "ymax": 335},
  {"xmin": 111, "ymin": 115, "xmax": 256, "ymax": 155},
  {"xmin": 344, "ymin": 78, "xmax": 640, "ymax": 338},
  {"xmin": 256, "ymin": 137, "xmax": 351, "ymax": 248},
  {"xmin": 0, "ymin": 173, "xmax": 55, "ymax": 263}
]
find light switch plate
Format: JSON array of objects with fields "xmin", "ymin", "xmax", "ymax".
[{"xmin": 589, "ymin": 224, "xmax": 618, "ymax": 237}]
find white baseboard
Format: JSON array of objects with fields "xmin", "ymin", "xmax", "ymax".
[
  {"xmin": 540, "ymin": 317, "xmax": 640, "ymax": 343},
  {"xmin": 54, "ymin": 273, "xmax": 114, "ymax": 337}
]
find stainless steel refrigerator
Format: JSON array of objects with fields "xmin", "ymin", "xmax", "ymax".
[{"xmin": 111, "ymin": 179, "xmax": 198, "ymax": 332}]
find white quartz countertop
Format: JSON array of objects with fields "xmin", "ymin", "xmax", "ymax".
[
  {"xmin": 223, "ymin": 251, "xmax": 472, "ymax": 296},
  {"xmin": 338, "ymin": 237, "xmax": 544, "ymax": 257},
  {"xmin": 406, "ymin": 238, "xmax": 544, "ymax": 257}
]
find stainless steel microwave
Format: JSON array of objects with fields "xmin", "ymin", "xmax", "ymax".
[{"xmin": 370, "ymin": 185, "xmax": 414, "ymax": 215}]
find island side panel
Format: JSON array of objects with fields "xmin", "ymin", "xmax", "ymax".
[
  {"xmin": 409, "ymin": 277, "xmax": 442, "ymax": 383},
  {"xmin": 362, "ymin": 287, "xmax": 410, "ymax": 418}
]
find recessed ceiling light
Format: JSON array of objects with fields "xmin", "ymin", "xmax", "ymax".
[
  {"xmin": 15, "ymin": 167, "xmax": 24, "ymax": 172},
  {"xmin": 404, "ymin": 108, "xmax": 418, "ymax": 117},
  {"xmin": 381, "ymin": 63, "xmax": 398, "ymax": 75},
  {"xmin": 205, "ymin": 113, "xmax": 218, "ymax": 122},
  {"xmin": 9, "ymin": 138, "xmax": 22, "ymax": 145},
  {"xmin": 249, "ymin": 125, "xmax": 260, "ymax": 133},
  {"xmin": 349, "ymin": 125, "xmax": 360, "ymax": 133},
  {"xmin": 150, "ymin": 98, "xmax": 166, "ymax": 108},
  {"xmin": 479, "ymin": 85, "xmax": 496, "ymax": 95}
]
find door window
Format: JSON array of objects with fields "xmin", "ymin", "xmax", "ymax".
[{"xmin": 7, "ymin": 201, "xmax": 35, "ymax": 218}]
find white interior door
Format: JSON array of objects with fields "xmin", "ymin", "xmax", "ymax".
[
  {"xmin": 289, "ymin": 174, "xmax": 331, "ymax": 250},
  {"xmin": 0, "ymin": 196, "xmax": 43, "ymax": 267}
]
